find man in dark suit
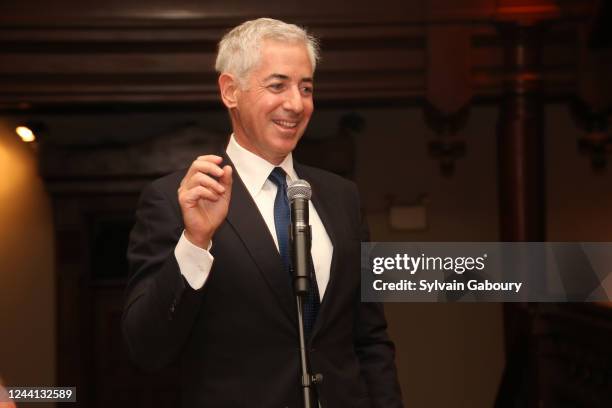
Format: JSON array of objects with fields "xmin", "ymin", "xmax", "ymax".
[{"xmin": 123, "ymin": 17, "xmax": 403, "ymax": 407}]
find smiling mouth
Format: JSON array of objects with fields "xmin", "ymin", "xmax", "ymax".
[{"xmin": 272, "ymin": 120, "xmax": 298, "ymax": 129}]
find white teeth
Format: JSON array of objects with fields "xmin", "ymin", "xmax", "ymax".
[{"xmin": 274, "ymin": 120, "xmax": 298, "ymax": 128}]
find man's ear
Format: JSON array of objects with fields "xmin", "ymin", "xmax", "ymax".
[{"xmin": 219, "ymin": 73, "xmax": 239, "ymax": 108}]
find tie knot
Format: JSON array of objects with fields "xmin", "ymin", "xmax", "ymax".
[{"xmin": 268, "ymin": 167, "xmax": 287, "ymax": 189}]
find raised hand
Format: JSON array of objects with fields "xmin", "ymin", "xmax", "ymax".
[{"xmin": 178, "ymin": 155, "xmax": 233, "ymax": 249}]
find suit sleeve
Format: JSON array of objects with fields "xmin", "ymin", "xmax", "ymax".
[
  {"xmin": 351, "ymin": 184, "xmax": 404, "ymax": 407},
  {"xmin": 122, "ymin": 180, "xmax": 205, "ymax": 371}
]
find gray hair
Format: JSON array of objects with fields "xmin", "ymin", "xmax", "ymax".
[{"xmin": 215, "ymin": 18, "xmax": 319, "ymax": 86}]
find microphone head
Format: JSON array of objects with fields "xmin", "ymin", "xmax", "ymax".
[{"xmin": 287, "ymin": 179, "xmax": 312, "ymax": 202}]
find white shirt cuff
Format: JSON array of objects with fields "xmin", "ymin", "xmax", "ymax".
[{"xmin": 174, "ymin": 231, "xmax": 214, "ymax": 290}]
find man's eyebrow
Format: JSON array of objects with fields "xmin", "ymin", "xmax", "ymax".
[
  {"xmin": 263, "ymin": 74, "xmax": 313, "ymax": 83},
  {"xmin": 264, "ymin": 74, "xmax": 289, "ymax": 81}
]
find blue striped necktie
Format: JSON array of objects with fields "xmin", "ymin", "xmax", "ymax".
[{"xmin": 268, "ymin": 167, "xmax": 320, "ymax": 338}]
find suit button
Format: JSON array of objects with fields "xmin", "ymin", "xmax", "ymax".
[{"xmin": 168, "ymin": 301, "xmax": 177, "ymax": 320}]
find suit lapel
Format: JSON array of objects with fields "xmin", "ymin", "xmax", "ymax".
[{"xmin": 223, "ymin": 154, "xmax": 297, "ymax": 326}]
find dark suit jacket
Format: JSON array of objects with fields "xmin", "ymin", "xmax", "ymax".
[{"xmin": 123, "ymin": 157, "xmax": 403, "ymax": 407}]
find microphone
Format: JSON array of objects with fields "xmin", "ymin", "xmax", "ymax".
[{"xmin": 287, "ymin": 179, "xmax": 312, "ymax": 295}]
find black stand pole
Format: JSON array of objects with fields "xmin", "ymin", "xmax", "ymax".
[
  {"xmin": 295, "ymin": 294, "xmax": 321, "ymax": 408},
  {"xmin": 290, "ymin": 216, "xmax": 322, "ymax": 408}
]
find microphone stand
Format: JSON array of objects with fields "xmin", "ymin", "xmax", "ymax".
[{"xmin": 290, "ymin": 208, "xmax": 323, "ymax": 408}]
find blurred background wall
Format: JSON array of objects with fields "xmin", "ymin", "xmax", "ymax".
[
  {"xmin": 0, "ymin": 123, "xmax": 55, "ymax": 408},
  {"xmin": 1, "ymin": 0, "xmax": 611, "ymax": 407}
]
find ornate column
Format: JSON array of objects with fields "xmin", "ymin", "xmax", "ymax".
[
  {"xmin": 493, "ymin": 2, "xmax": 559, "ymax": 407},
  {"xmin": 496, "ymin": 0, "xmax": 559, "ymax": 241}
]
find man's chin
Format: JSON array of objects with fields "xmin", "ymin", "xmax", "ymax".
[
  {"xmin": 272, "ymin": 132, "xmax": 302, "ymax": 148},
  {"xmin": 268, "ymin": 141, "xmax": 299, "ymax": 162}
]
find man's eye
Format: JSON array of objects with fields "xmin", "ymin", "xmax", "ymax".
[
  {"xmin": 268, "ymin": 83, "xmax": 284, "ymax": 91},
  {"xmin": 301, "ymin": 86, "xmax": 313, "ymax": 95}
]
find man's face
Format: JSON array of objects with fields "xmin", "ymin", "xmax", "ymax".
[{"xmin": 232, "ymin": 40, "xmax": 314, "ymax": 164}]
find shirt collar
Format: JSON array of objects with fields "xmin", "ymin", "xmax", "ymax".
[{"xmin": 225, "ymin": 134, "xmax": 298, "ymax": 197}]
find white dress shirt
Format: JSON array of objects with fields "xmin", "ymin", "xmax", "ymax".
[{"xmin": 174, "ymin": 135, "xmax": 334, "ymax": 298}]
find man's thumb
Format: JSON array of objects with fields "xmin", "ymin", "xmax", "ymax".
[{"xmin": 221, "ymin": 165, "xmax": 233, "ymax": 187}]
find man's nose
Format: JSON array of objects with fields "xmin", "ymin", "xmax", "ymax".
[{"xmin": 283, "ymin": 86, "xmax": 304, "ymax": 114}]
